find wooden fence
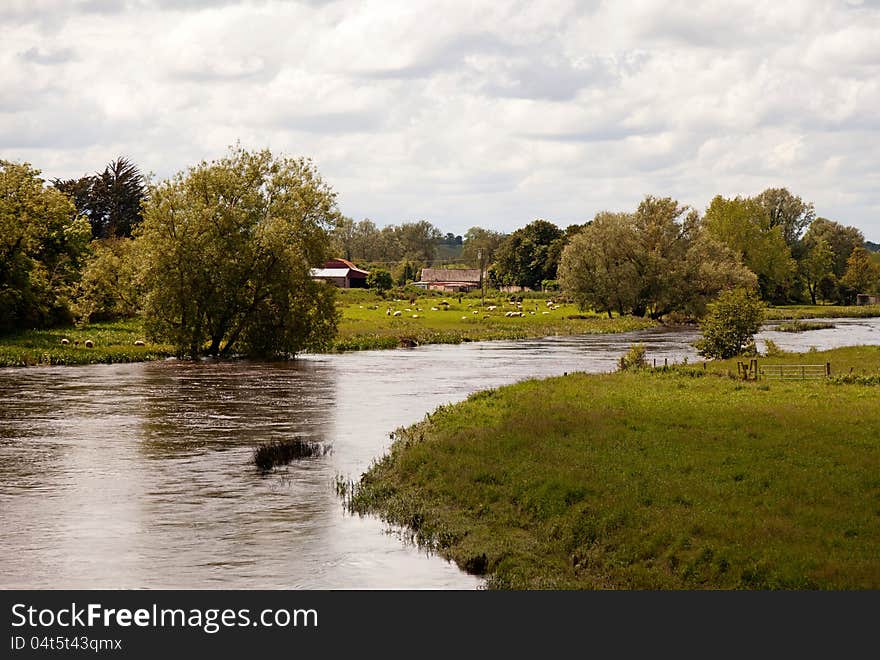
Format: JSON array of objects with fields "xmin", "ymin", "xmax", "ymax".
[{"xmin": 737, "ymin": 359, "xmax": 831, "ymax": 381}]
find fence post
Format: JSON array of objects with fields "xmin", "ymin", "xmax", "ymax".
[{"xmin": 826, "ymin": 362, "xmax": 831, "ymax": 377}]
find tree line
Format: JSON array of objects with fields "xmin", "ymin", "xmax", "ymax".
[{"xmin": 2, "ymin": 147, "xmax": 879, "ymax": 359}]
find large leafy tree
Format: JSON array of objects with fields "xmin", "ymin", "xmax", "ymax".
[
  {"xmin": 841, "ymin": 247, "xmax": 880, "ymax": 298},
  {"xmin": 53, "ymin": 156, "xmax": 146, "ymax": 239},
  {"xmin": 703, "ymin": 195, "xmax": 794, "ymax": 301},
  {"xmin": 0, "ymin": 160, "xmax": 91, "ymax": 332},
  {"xmin": 799, "ymin": 238, "xmax": 834, "ymax": 305},
  {"xmin": 755, "ymin": 187, "xmax": 815, "ymax": 247},
  {"xmin": 138, "ymin": 147, "xmax": 340, "ymax": 358},
  {"xmin": 802, "ymin": 218, "xmax": 864, "ymax": 279},
  {"xmin": 557, "ymin": 212, "xmax": 640, "ymax": 317},
  {"xmin": 559, "ymin": 197, "xmax": 755, "ymax": 319},
  {"xmin": 461, "ymin": 226, "xmax": 506, "ymax": 275},
  {"xmin": 493, "ymin": 219, "xmax": 563, "ymax": 289}
]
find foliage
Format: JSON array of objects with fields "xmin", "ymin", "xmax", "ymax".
[
  {"xmin": 71, "ymin": 238, "xmax": 141, "ymax": 323},
  {"xmin": 755, "ymin": 187, "xmax": 815, "ymax": 247},
  {"xmin": 841, "ymin": 247, "xmax": 880, "ymax": 297},
  {"xmin": 560, "ymin": 198, "xmax": 756, "ymax": 320},
  {"xmin": 366, "ymin": 268, "xmax": 393, "ymax": 292},
  {"xmin": 1, "ymin": 160, "xmax": 91, "ymax": 333},
  {"xmin": 775, "ymin": 320, "xmax": 835, "ymax": 333},
  {"xmin": 803, "ymin": 218, "xmax": 864, "ymax": 279},
  {"xmin": 138, "ymin": 146, "xmax": 339, "ymax": 358},
  {"xmin": 694, "ymin": 288, "xmax": 766, "ymax": 359},
  {"xmin": 332, "ymin": 217, "xmax": 443, "ymax": 265},
  {"xmin": 53, "ymin": 156, "xmax": 146, "ymax": 239},
  {"xmin": 703, "ymin": 194, "xmax": 794, "ymax": 301},
  {"xmin": 618, "ymin": 343, "xmax": 648, "ymax": 371},
  {"xmin": 493, "ymin": 219, "xmax": 564, "ymax": 289},
  {"xmin": 762, "ymin": 339, "xmax": 786, "ymax": 357},
  {"xmin": 799, "ymin": 238, "xmax": 835, "ymax": 305},
  {"xmin": 461, "ymin": 226, "xmax": 506, "ymax": 271}
]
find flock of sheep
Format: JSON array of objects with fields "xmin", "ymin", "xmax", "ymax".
[{"xmin": 375, "ymin": 298, "xmax": 563, "ymax": 321}]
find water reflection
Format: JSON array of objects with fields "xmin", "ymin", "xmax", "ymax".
[{"xmin": 1, "ymin": 318, "xmax": 878, "ymax": 588}]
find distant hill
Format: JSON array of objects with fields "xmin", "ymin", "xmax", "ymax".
[{"xmin": 866, "ymin": 241, "xmax": 880, "ymax": 252}]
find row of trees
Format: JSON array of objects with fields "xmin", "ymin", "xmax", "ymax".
[
  {"xmin": 3, "ymin": 148, "xmax": 879, "ymax": 357},
  {"xmin": 557, "ymin": 190, "xmax": 879, "ymax": 318}
]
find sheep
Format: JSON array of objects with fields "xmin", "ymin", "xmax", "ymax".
[
  {"xmin": 412, "ymin": 314, "xmax": 419, "ymax": 319},
  {"xmin": 134, "ymin": 340, "xmax": 145, "ymax": 346},
  {"xmin": 386, "ymin": 309, "xmax": 392, "ymax": 316},
  {"xmin": 84, "ymin": 340, "xmax": 94, "ymax": 348},
  {"xmin": 431, "ymin": 307, "xmax": 439, "ymax": 311},
  {"xmin": 461, "ymin": 316, "xmax": 468, "ymax": 320},
  {"xmin": 60, "ymin": 338, "xmax": 70, "ymax": 346},
  {"xmin": 542, "ymin": 311, "xmax": 550, "ymax": 315},
  {"xmin": 472, "ymin": 310, "xmax": 479, "ymax": 314},
  {"xmin": 393, "ymin": 310, "xmax": 402, "ymax": 317},
  {"xmin": 487, "ymin": 305, "xmax": 497, "ymax": 311}
]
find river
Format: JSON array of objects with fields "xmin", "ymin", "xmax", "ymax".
[{"xmin": 1, "ymin": 318, "xmax": 877, "ymax": 588}]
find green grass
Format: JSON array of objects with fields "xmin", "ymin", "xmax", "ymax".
[
  {"xmin": 774, "ymin": 320, "xmax": 836, "ymax": 332},
  {"xmin": 333, "ymin": 291, "xmax": 654, "ymax": 351},
  {"xmin": 766, "ymin": 304, "xmax": 880, "ymax": 320},
  {"xmin": 345, "ymin": 346, "xmax": 880, "ymax": 589},
  {"xmin": 0, "ymin": 319, "xmax": 173, "ymax": 367}
]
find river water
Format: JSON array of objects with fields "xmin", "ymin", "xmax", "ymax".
[{"xmin": 1, "ymin": 318, "xmax": 877, "ymax": 588}]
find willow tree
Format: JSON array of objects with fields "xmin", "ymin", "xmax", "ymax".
[
  {"xmin": 138, "ymin": 147, "xmax": 339, "ymax": 358},
  {"xmin": 559, "ymin": 197, "xmax": 756, "ymax": 319}
]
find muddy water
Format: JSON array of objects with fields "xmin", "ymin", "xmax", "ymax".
[{"xmin": 1, "ymin": 319, "xmax": 877, "ymax": 588}]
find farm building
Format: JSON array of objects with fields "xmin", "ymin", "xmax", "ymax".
[
  {"xmin": 856, "ymin": 293, "xmax": 880, "ymax": 305},
  {"xmin": 309, "ymin": 258, "xmax": 369, "ymax": 288},
  {"xmin": 416, "ymin": 268, "xmax": 483, "ymax": 292}
]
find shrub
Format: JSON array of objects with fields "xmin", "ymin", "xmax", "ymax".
[
  {"xmin": 366, "ymin": 268, "xmax": 393, "ymax": 292},
  {"xmin": 618, "ymin": 343, "xmax": 648, "ymax": 371},
  {"xmin": 694, "ymin": 288, "xmax": 766, "ymax": 360}
]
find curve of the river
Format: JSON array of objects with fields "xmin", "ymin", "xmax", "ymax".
[{"xmin": 1, "ymin": 317, "xmax": 877, "ymax": 588}]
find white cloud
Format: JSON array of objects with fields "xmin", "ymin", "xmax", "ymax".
[{"xmin": 1, "ymin": 0, "xmax": 878, "ymax": 239}]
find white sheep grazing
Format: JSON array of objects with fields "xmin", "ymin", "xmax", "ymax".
[
  {"xmin": 84, "ymin": 340, "xmax": 94, "ymax": 348},
  {"xmin": 461, "ymin": 316, "xmax": 468, "ymax": 320},
  {"xmin": 472, "ymin": 310, "xmax": 479, "ymax": 314},
  {"xmin": 393, "ymin": 310, "xmax": 402, "ymax": 317},
  {"xmin": 412, "ymin": 314, "xmax": 419, "ymax": 318},
  {"xmin": 431, "ymin": 307, "xmax": 439, "ymax": 311},
  {"xmin": 60, "ymin": 338, "xmax": 70, "ymax": 345},
  {"xmin": 386, "ymin": 309, "xmax": 392, "ymax": 315},
  {"xmin": 542, "ymin": 311, "xmax": 550, "ymax": 315},
  {"xmin": 487, "ymin": 305, "xmax": 497, "ymax": 311},
  {"xmin": 134, "ymin": 340, "xmax": 145, "ymax": 346}
]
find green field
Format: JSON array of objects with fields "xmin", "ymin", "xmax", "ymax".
[
  {"xmin": 0, "ymin": 291, "xmax": 653, "ymax": 366},
  {"xmin": 3, "ymin": 294, "xmax": 879, "ymax": 367},
  {"xmin": 0, "ymin": 319, "xmax": 174, "ymax": 367},
  {"xmin": 333, "ymin": 291, "xmax": 654, "ymax": 350},
  {"xmin": 344, "ymin": 346, "xmax": 880, "ymax": 589}
]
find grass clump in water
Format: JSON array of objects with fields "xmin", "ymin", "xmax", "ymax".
[
  {"xmin": 775, "ymin": 320, "xmax": 836, "ymax": 333},
  {"xmin": 253, "ymin": 438, "xmax": 330, "ymax": 472}
]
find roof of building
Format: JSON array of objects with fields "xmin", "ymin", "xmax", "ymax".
[
  {"xmin": 310, "ymin": 268, "xmax": 351, "ymax": 278},
  {"xmin": 324, "ymin": 258, "xmax": 369, "ymax": 275},
  {"xmin": 420, "ymin": 268, "xmax": 482, "ymax": 283}
]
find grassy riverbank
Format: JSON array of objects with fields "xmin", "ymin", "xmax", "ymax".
[
  {"xmin": 3, "ymin": 294, "xmax": 879, "ymax": 367},
  {"xmin": 0, "ymin": 291, "xmax": 653, "ymax": 366},
  {"xmin": 765, "ymin": 304, "xmax": 880, "ymax": 320},
  {"xmin": 0, "ymin": 319, "xmax": 174, "ymax": 367},
  {"xmin": 344, "ymin": 346, "xmax": 880, "ymax": 589}
]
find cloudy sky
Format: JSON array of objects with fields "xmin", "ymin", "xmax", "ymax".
[{"xmin": 2, "ymin": 0, "xmax": 879, "ymax": 238}]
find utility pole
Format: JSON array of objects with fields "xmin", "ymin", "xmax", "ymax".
[{"xmin": 478, "ymin": 248, "xmax": 485, "ymax": 307}]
